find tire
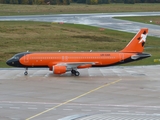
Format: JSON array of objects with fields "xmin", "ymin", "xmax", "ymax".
[
  {"xmin": 71, "ymin": 70, "xmax": 76, "ymax": 74},
  {"xmin": 75, "ymin": 71, "xmax": 80, "ymax": 76},
  {"xmin": 24, "ymin": 71, "xmax": 28, "ymax": 75}
]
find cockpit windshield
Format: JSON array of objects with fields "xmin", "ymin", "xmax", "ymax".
[
  {"xmin": 11, "ymin": 56, "xmax": 19, "ymax": 60},
  {"xmin": 11, "ymin": 52, "xmax": 31, "ymax": 60}
]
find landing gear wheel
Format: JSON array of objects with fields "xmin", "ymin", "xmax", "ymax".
[
  {"xmin": 24, "ymin": 68, "xmax": 28, "ymax": 76},
  {"xmin": 71, "ymin": 70, "xmax": 80, "ymax": 76},
  {"xmin": 24, "ymin": 71, "xmax": 28, "ymax": 75},
  {"xmin": 71, "ymin": 70, "xmax": 75, "ymax": 74},
  {"xmin": 75, "ymin": 71, "xmax": 80, "ymax": 76}
]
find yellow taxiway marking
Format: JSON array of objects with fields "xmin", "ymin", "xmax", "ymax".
[{"xmin": 26, "ymin": 79, "xmax": 122, "ymax": 120}]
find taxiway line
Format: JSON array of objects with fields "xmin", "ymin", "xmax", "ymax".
[{"xmin": 26, "ymin": 79, "xmax": 122, "ymax": 120}]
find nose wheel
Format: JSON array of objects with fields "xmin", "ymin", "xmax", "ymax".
[
  {"xmin": 24, "ymin": 71, "xmax": 28, "ymax": 75},
  {"xmin": 24, "ymin": 68, "xmax": 28, "ymax": 75},
  {"xmin": 71, "ymin": 70, "xmax": 80, "ymax": 76}
]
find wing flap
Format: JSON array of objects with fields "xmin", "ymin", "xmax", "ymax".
[{"xmin": 55, "ymin": 62, "xmax": 96, "ymax": 69}]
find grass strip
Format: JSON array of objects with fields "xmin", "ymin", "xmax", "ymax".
[
  {"xmin": 114, "ymin": 16, "xmax": 160, "ymax": 26},
  {"xmin": 0, "ymin": 3, "xmax": 160, "ymax": 15}
]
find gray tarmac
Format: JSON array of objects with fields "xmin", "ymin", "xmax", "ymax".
[{"xmin": 0, "ymin": 65, "xmax": 160, "ymax": 120}]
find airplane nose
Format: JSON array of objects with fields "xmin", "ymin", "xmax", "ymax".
[
  {"xmin": 6, "ymin": 59, "xmax": 13, "ymax": 66},
  {"xmin": 6, "ymin": 57, "xmax": 24, "ymax": 67}
]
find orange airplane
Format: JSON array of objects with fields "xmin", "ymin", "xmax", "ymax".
[{"xmin": 6, "ymin": 28, "xmax": 151, "ymax": 76}]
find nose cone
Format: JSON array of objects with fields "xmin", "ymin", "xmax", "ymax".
[
  {"xmin": 6, "ymin": 58, "xmax": 24, "ymax": 67},
  {"xmin": 6, "ymin": 59, "xmax": 13, "ymax": 66}
]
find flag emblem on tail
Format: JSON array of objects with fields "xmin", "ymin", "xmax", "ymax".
[
  {"xmin": 120, "ymin": 28, "xmax": 148, "ymax": 53},
  {"xmin": 138, "ymin": 31, "xmax": 147, "ymax": 47}
]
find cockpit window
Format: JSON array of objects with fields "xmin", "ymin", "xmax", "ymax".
[
  {"xmin": 12, "ymin": 56, "xmax": 19, "ymax": 59},
  {"xmin": 11, "ymin": 52, "xmax": 31, "ymax": 60}
]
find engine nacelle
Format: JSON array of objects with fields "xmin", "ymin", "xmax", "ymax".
[{"xmin": 53, "ymin": 66, "xmax": 67, "ymax": 74}]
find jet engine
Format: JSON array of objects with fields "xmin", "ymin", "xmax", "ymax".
[{"xmin": 53, "ymin": 66, "xmax": 67, "ymax": 74}]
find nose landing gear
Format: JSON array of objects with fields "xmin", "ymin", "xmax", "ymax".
[{"xmin": 24, "ymin": 68, "xmax": 28, "ymax": 75}]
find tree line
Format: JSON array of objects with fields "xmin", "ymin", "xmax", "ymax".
[{"xmin": 0, "ymin": 0, "xmax": 159, "ymax": 5}]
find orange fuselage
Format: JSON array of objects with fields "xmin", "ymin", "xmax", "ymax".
[{"xmin": 19, "ymin": 52, "xmax": 132, "ymax": 68}]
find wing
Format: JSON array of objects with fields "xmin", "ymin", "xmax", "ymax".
[
  {"xmin": 56, "ymin": 62, "xmax": 96, "ymax": 69},
  {"xmin": 51, "ymin": 62, "xmax": 97, "ymax": 75}
]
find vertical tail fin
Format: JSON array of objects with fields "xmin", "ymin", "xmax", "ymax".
[{"xmin": 121, "ymin": 28, "xmax": 148, "ymax": 53}]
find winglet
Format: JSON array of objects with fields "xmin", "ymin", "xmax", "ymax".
[{"xmin": 120, "ymin": 28, "xmax": 148, "ymax": 53}]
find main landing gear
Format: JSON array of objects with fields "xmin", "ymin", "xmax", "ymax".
[
  {"xmin": 71, "ymin": 69, "xmax": 80, "ymax": 76},
  {"xmin": 24, "ymin": 68, "xmax": 28, "ymax": 75}
]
